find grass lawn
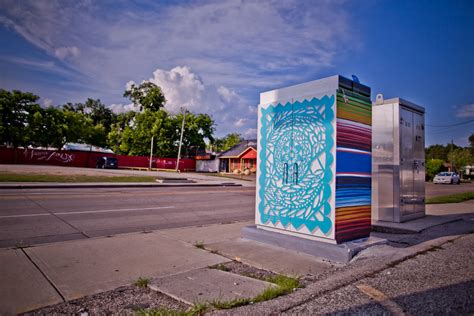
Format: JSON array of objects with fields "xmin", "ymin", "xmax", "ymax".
[
  {"xmin": 426, "ymin": 191, "xmax": 474, "ymax": 204},
  {"xmin": 0, "ymin": 173, "xmax": 157, "ymax": 183}
]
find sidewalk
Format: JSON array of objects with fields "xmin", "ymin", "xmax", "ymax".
[{"xmin": 1, "ymin": 202, "xmax": 473, "ymax": 314}]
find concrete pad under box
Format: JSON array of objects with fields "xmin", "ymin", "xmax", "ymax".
[{"xmin": 241, "ymin": 225, "xmax": 386, "ymax": 263}]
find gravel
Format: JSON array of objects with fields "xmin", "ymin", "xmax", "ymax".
[{"xmin": 24, "ymin": 285, "xmax": 189, "ymax": 315}]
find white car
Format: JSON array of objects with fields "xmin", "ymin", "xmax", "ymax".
[{"xmin": 433, "ymin": 172, "xmax": 460, "ymax": 184}]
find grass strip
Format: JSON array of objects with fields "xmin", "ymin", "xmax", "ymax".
[
  {"xmin": 426, "ymin": 191, "xmax": 474, "ymax": 204},
  {"xmin": 0, "ymin": 173, "xmax": 156, "ymax": 183},
  {"xmin": 137, "ymin": 303, "xmax": 208, "ymax": 316},
  {"xmin": 209, "ymin": 274, "xmax": 302, "ymax": 310},
  {"xmin": 134, "ymin": 277, "xmax": 150, "ymax": 288},
  {"xmin": 138, "ymin": 274, "xmax": 301, "ymax": 315}
]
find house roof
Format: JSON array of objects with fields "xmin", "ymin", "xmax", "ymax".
[{"xmin": 219, "ymin": 140, "xmax": 257, "ymax": 158}]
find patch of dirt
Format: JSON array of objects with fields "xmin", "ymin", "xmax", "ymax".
[
  {"xmin": 210, "ymin": 261, "xmax": 313, "ymax": 286},
  {"xmin": 24, "ymin": 285, "xmax": 189, "ymax": 315},
  {"xmin": 219, "ymin": 261, "xmax": 277, "ymax": 280}
]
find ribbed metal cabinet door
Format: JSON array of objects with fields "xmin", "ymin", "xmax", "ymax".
[
  {"xmin": 399, "ymin": 108, "xmax": 415, "ymax": 216},
  {"xmin": 413, "ymin": 112, "xmax": 425, "ymax": 213}
]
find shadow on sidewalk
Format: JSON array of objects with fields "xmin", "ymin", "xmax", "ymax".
[
  {"xmin": 372, "ymin": 213, "xmax": 474, "ymax": 248},
  {"xmin": 328, "ymin": 280, "xmax": 474, "ymax": 315}
]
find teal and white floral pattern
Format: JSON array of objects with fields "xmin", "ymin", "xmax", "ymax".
[{"xmin": 258, "ymin": 95, "xmax": 335, "ymax": 234}]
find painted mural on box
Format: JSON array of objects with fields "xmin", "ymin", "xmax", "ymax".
[
  {"xmin": 335, "ymin": 90, "xmax": 372, "ymax": 243},
  {"xmin": 258, "ymin": 95, "xmax": 335, "ymax": 235}
]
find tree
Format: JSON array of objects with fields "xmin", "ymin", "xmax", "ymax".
[
  {"xmin": 107, "ymin": 112, "xmax": 137, "ymax": 154},
  {"xmin": 448, "ymin": 148, "xmax": 473, "ymax": 178},
  {"xmin": 62, "ymin": 98, "xmax": 116, "ymax": 139},
  {"xmin": 0, "ymin": 89, "xmax": 40, "ymax": 147},
  {"xmin": 106, "ymin": 110, "xmax": 215, "ymax": 157},
  {"xmin": 123, "ymin": 82, "xmax": 166, "ymax": 112},
  {"xmin": 213, "ymin": 133, "xmax": 243, "ymax": 152},
  {"xmin": 108, "ymin": 110, "xmax": 175, "ymax": 156},
  {"xmin": 425, "ymin": 159, "xmax": 445, "ymax": 181},
  {"xmin": 425, "ymin": 144, "xmax": 454, "ymax": 161},
  {"xmin": 469, "ymin": 134, "xmax": 474, "ymax": 156},
  {"xmin": 173, "ymin": 112, "xmax": 215, "ymax": 157},
  {"xmin": 26, "ymin": 106, "xmax": 68, "ymax": 148}
]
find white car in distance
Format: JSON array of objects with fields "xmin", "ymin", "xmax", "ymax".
[{"xmin": 433, "ymin": 172, "xmax": 460, "ymax": 184}]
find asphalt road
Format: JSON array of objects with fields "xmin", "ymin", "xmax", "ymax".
[
  {"xmin": 1, "ymin": 179, "xmax": 472, "ymax": 249},
  {"xmin": 0, "ymin": 186, "xmax": 255, "ymax": 248}
]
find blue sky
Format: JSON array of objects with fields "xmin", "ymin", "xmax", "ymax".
[{"xmin": 0, "ymin": 0, "xmax": 473, "ymax": 145}]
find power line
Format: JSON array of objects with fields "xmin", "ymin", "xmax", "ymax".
[{"xmin": 426, "ymin": 119, "xmax": 474, "ymax": 128}]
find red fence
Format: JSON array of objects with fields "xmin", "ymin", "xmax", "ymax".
[
  {"xmin": 0, "ymin": 147, "xmax": 195, "ymax": 171},
  {"xmin": 116, "ymin": 154, "xmax": 195, "ymax": 171}
]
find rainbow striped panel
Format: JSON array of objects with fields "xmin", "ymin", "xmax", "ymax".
[
  {"xmin": 336, "ymin": 91, "xmax": 372, "ymax": 243},
  {"xmin": 336, "ymin": 206, "xmax": 371, "ymax": 242},
  {"xmin": 336, "ymin": 92, "xmax": 372, "ymax": 126},
  {"xmin": 337, "ymin": 118, "xmax": 371, "ymax": 151}
]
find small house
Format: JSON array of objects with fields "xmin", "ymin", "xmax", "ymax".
[{"xmin": 218, "ymin": 140, "xmax": 257, "ymax": 173}]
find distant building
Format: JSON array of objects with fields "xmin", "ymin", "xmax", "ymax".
[
  {"xmin": 218, "ymin": 140, "xmax": 257, "ymax": 173},
  {"xmin": 463, "ymin": 165, "xmax": 474, "ymax": 179},
  {"xmin": 62, "ymin": 143, "xmax": 114, "ymax": 154},
  {"xmin": 195, "ymin": 152, "xmax": 220, "ymax": 173}
]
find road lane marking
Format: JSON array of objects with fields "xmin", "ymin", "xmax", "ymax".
[
  {"xmin": 355, "ymin": 284, "xmax": 406, "ymax": 315},
  {"xmin": 0, "ymin": 206, "xmax": 175, "ymax": 219}
]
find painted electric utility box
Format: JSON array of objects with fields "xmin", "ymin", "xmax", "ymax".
[
  {"xmin": 372, "ymin": 96, "xmax": 426, "ymax": 223},
  {"xmin": 256, "ymin": 75, "xmax": 372, "ymax": 244}
]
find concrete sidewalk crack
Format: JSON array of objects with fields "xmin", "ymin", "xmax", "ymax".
[{"xmin": 21, "ymin": 248, "xmax": 66, "ymax": 303}]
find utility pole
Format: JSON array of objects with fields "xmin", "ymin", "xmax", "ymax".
[
  {"xmin": 176, "ymin": 108, "xmax": 186, "ymax": 172},
  {"xmin": 149, "ymin": 136, "xmax": 154, "ymax": 170},
  {"xmin": 451, "ymin": 139, "xmax": 454, "ymax": 172}
]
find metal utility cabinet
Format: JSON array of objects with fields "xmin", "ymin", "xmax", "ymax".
[
  {"xmin": 372, "ymin": 95, "xmax": 425, "ymax": 223},
  {"xmin": 256, "ymin": 75, "xmax": 372, "ymax": 244}
]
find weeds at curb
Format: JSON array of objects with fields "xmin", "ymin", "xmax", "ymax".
[
  {"xmin": 193, "ymin": 241, "xmax": 205, "ymax": 249},
  {"xmin": 137, "ymin": 303, "xmax": 209, "ymax": 316},
  {"xmin": 208, "ymin": 274, "xmax": 302, "ymax": 310},
  {"xmin": 134, "ymin": 277, "xmax": 150, "ymax": 288},
  {"xmin": 208, "ymin": 263, "xmax": 231, "ymax": 272},
  {"xmin": 211, "ymin": 297, "xmax": 250, "ymax": 309},
  {"xmin": 254, "ymin": 275, "xmax": 302, "ymax": 302}
]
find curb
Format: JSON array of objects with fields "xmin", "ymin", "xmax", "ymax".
[
  {"xmin": 215, "ymin": 233, "xmax": 470, "ymax": 315},
  {"xmin": 0, "ymin": 183, "xmax": 242, "ymax": 190}
]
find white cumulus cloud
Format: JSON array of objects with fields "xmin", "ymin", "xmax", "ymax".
[
  {"xmin": 125, "ymin": 66, "xmax": 256, "ymax": 137},
  {"xmin": 108, "ymin": 103, "xmax": 139, "ymax": 114}
]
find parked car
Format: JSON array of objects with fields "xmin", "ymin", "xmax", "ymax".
[
  {"xmin": 433, "ymin": 172, "xmax": 460, "ymax": 184},
  {"xmin": 96, "ymin": 156, "xmax": 118, "ymax": 169}
]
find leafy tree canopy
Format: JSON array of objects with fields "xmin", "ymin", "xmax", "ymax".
[
  {"xmin": 448, "ymin": 148, "xmax": 473, "ymax": 175},
  {"xmin": 0, "ymin": 89, "xmax": 40, "ymax": 147},
  {"xmin": 1, "ymin": 88, "xmax": 217, "ymax": 158},
  {"xmin": 213, "ymin": 133, "xmax": 243, "ymax": 152},
  {"xmin": 123, "ymin": 82, "xmax": 166, "ymax": 112},
  {"xmin": 425, "ymin": 158, "xmax": 445, "ymax": 181}
]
